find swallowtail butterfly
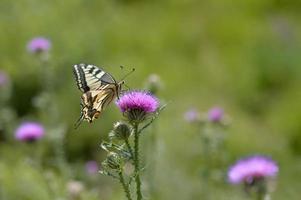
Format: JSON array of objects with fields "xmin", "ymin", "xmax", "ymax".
[{"xmin": 73, "ymin": 63, "xmax": 124, "ymax": 128}]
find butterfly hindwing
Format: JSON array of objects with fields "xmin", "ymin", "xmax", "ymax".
[{"xmin": 73, "ymin": 63, "xmax": 116, "ymax": 92}]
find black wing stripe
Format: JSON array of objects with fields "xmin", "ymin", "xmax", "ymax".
[
  {"xmin": 94, "ymin": 69, "xmax": 102, "ymax": 76},
  {"xmin": 73, "ymin": 64, "xmax": 90, "ymax": 92},
  {"xmin": 73, "ymin": 63, "xmax": 116, "ymax": 92}
]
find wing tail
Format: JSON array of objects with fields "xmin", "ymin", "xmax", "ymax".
[{"xmin": 74, "ymin": 112, "xmax": 84, "ymax": 129}]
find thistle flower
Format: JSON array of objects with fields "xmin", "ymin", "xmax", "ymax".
[
  {"xmin": 208, "ymin": 107, "xmax": 224, "ymax": 122},
  {"xmin": 109, "ymin": 121, "xmax": 131, "ymax": 140},
  {"xmin": 15, "ymin": 122, "xmax": 45, "ymax": 142},
  {"xmin": 27, "ymin": 37, "xmax": 51, "ymax": 53},
  {"xmin": 184, "ymin": 108, "xmax": 200, "ymax": 123},
  {"xmin": 116, "ymin": 91, "xmax": 159, "ymax": 124},
  {"xmin": 228, "ymin": 155, "xmax": 279, "ymax": 185},
  {"xmin": 85, "ymin": 160, "xmax": 99, "ymax": 174}
]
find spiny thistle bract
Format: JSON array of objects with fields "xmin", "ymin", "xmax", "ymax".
[{"xmin": 109, "ymin": 121, "xmax": 132, "ymax": 141}]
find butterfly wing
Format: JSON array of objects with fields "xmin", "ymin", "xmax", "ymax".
[
  {"xmin": 73, "ymin": 63, "xmax": 116, "ymax": 92},
  {"xmin": 73, "ymin": 64, "xmax": 122, "ymax": 128},
  {"xmin": 91, "ymin": 85, "xmax": 118, "ymax": 114}
]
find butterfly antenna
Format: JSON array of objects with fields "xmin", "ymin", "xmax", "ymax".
[
  {"xmin": 120, "ymin": 67, "xmax": 135, "ymax": 80},
  {"xmin": 124, "ymin": 84, "xmax": 130, "ymax": 89}
]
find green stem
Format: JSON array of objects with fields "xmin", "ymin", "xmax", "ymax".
[
  {"xmin": 148, "ymin": 122, "xmax": 158, "ymax": 198},
  {"xmin": 119, "ymin": 170, "xmax": 133, "ymax": 200},
  {"xmin": 133, "ymin": 123, "xmax": 142, "ymax": 200},
  {"xmin": 256, "ymin": 187, "xmax": 266, "ymax": 200},
  {"xmin": 256, "ymin": 192, "xmax": 265, "ymax": 200}
]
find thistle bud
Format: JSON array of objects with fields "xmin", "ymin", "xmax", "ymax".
[
  {"xmin": 105, "ymin": 152, "xmax": 121, "ymax": 170},
  {"xmin": 145, "ymin": 74, "xmax": 162, "ymax": 95},
  {"xmin": 109, "ymin": 121, "xmax": 131, "ymax": 140}
]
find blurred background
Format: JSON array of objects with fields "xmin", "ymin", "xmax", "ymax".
[{"xmin": 1, "ymin": 0, "xmax": 301, "ymax": 199}]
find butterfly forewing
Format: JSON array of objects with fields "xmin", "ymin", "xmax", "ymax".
[{"xmin": 73, "ymin": 63, "xmax": 116, "ymax": 92}]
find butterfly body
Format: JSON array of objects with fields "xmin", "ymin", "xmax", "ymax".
[{"xmin": 73, "ymin": 63, "xmax": 123, "ymax": 127}]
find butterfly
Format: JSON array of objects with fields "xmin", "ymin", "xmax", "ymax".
[{"xmin": 73, "ymin": 63, "xmax": 125, "ymax": 128}]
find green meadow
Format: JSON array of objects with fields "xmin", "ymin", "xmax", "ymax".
[{"xmin": 1, "ymin": 0, "xmax": 301, "ymax": 199}]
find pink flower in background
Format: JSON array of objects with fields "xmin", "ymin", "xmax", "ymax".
[
  {"xmin": 27, "ymin": 37, "xmax": 51, "ymax": 53},
  {"xmin": 228, "ymin": 155, "xmax": 279, "ymax": 184},
  {"xmin": 208, "ymin": 107, "xmax": 224, "ymax": 122},
  {"xmin": 0, "ymin": 71, "xmax": 9, "ymax": 87},
  {"xmin": 15, "ymin": 122, "xmax": 45, "ymax": 142},
  {"xmin": 184, "ymin": 108, "xmax": 200, "ymax": 123},
  {"xmin": 85, "ymin": 160, "xmax": 99, "ymax": 174},
  {"xmin": 116, "ymin": 91, "xmax": 159, "ymax": 114}
]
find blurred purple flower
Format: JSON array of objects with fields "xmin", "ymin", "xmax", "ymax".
[
  {"xmin": 184, "ymin": 108, "xmax": 200, "ymax": 123},
  {"xmin": 0, "ymin": 71, "xmax": 9, "ymax": 87},
  {"xmin": 208, "ymin": 107, "xmax": 224, "ymax": 122},
  {"xmin": 15, "ymin": 122, "xmax": 45, "ymax": 142},
  {"xmin": 27, "ymin": 37, "xmax": 51, "ymax": 53},
  {"xmin": 116, "ymin": 91, "xmax": 159, "ymax": 113},
  {"xmin": 85, "ymin": 160, "xmax": 99, "ymax": 174},
  {"xmin": 228, "ymin": 155, "xmax": 279, "ymax": 184}
]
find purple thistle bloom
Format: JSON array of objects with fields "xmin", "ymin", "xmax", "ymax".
[
  {"xmin": 27, "ymin": 37, "xmax": 51, "ymax": 53},
  {"xmin": 208, "ymin": 107, "xmax": 224, "ymax": 122},
  {"xmin": 0, "ymin": 71, "xmax": 9, "ymax": 87},
  {"xmin": 116, "ymin": 91, "xmax": 159, "ymax": 123},
  {"xmin": 228, "ymin": 155, "xmax": 279, "ymax": 184},
  {"xmin": 15, "ymin": 122, "xmax": 45, "ymax": 142},
  {"xmin": 116, "ymin": 91, "xmax": 159, "ymax": 113},
  {"xmin": 85, "ymin": 160, "xmax": 99, "ymax": 174},
  {"xmin": 184, "ymin": 108, "xmax": 200, "ymax": 123}
]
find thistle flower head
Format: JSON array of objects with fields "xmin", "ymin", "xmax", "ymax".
[
  {"xmin": 116, "ymin": 91, "xmax": 159, "ymax": 123},
  {"xmin": 228, "ymin": 155, "xmax": 279, "ymax": 185},
  {"xmin": 27, "ymin": 37, "xmax": 51, "ymax": 53},
  {"xmin": 208, "ymin": 107, "xmax": 224, "ymax": 122},
  {"xmin": 15, "ymin": 122, "xmax": 45, "ymax": 142},
  {"xmin": 85, "ymin": 160, "xmax": 99, "ymax": 174}
]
